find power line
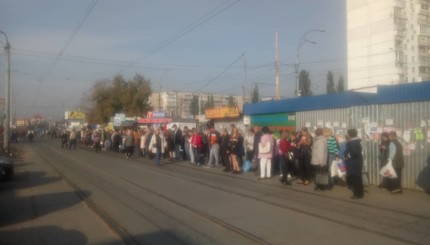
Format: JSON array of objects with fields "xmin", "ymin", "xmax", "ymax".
[
  {"xmin": 196, "ymin": 53, "xmax": 245, "ymax": 92},
  {"xmin": 119, "ymin": 0, "xmax": 240, "ymax": 73},
  {"xmin": 33, "ymin": 0, "xmax": 99, "ymax": 105},
  {"xmin": 41, "ymin": 0, "xmax": 99, "ymax": 80}
]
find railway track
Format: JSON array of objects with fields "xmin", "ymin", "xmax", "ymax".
[{"xmin": 35, "ymin": 141, "xmax": 430, "ymax": 245}]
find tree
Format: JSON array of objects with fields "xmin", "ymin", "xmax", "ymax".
[
  {"xmin": 86, "ymin": 74, "xmax": 152, "ymax": 124},
  {"xmin": 227, "ymin": 95, "xmax": 237, "ymax": 107},
  {"xmin": 189, "ymin": 95, "xmax": 199, "ymax": 119},
  {"xmin": 204, "ymin": 94, "xmax": 215, "ymax": 110},
  {"xmin": 326, "ymin": 71, "xmax": 336, "ymax": 93},
  {"xmin": 251, "ymin": 84, "xmax": 259, "ymax": 103},
  {"xmin": 299, "ymin": 70, "xmax": 312, "ymax": 96},
  {"xmin": 337, "ymin": 75, "xmax": 345, "ymax": 92}
]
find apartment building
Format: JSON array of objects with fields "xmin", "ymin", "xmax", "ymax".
[
  {"xmin": 347, "ymin": 0, "xmax": 430, "ymax": 92},
  {"xmin": 150, "ymin": 91, "xmax": 244, "ymax": 119}
]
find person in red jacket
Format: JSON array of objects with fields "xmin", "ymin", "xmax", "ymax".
[
  {"xmin": 191, "ymin": 128, "xmax": 202, "ymax": 166},
  {"xmin": 279, "ymin": 131, "xmax": 292, "ymax": 185}
]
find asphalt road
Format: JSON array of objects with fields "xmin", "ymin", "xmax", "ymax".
[{"xmin": 1, "ymin": 138, "xmax": 430, "ymax": 245}]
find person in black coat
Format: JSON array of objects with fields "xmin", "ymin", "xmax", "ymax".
[
  {"xmin": 344, "ymin": 128, "xmax": 364, "ymax": 199},
  {"xmin": 387, "ymin": 132, "xmax": 405, "ymax": 194},
  {"xmin": 220, "ymin": 128, "xmax": 231, "ymax": 172},
  {"xmin": 252, "ymin": 126, "xmax": 263, "ymax": 172},
  {"xmin": 173, "ymin": 124, "xmax": 182, "ymax": 159}
]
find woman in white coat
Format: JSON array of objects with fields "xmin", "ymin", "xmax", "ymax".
[
  {"xmin": 311, "ymin": 128, "xmax": 328, "ymax": 190},
  {"xmin": 149, "ymin": 128, "xmax": 165, "ymax": 166}
]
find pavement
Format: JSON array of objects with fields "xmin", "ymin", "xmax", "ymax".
[
  {"xmin": 1, "ymin": 142, "xmax": 429, "ymax": 245},
  {"xmin": 0, "ymin": 143, "xmax": 125, "ymax": 245}
]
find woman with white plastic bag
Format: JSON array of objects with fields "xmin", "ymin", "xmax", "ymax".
[
  {"xmin": 384, "ymin": 132, "xmax": 404, "ymax": 194},
  {"xmin": 379, "ymin": 159, "xmax": 398, "ymax": 179}
]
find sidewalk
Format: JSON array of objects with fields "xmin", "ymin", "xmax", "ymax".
[{"xmin": 0, "ymin": 144, "xmax": 125, "ymax": 245}]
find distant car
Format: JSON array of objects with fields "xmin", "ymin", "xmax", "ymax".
[{"xmin": 0, "ymin": 156, "xmax": 14, "ymax": 180}]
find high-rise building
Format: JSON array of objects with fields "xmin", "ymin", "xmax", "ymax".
[
  {"xmin": 347, "ymin": 0, "xmax": 430, "ymax": 92},
  {"xmin": 150, "ymin": 91, "xmax": 244, "ymax": 119}
]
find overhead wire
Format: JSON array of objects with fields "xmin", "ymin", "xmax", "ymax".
[
  {"xmin": 32, "ymin": 0, "xmax": 99, "ymax": 105},
  {"xmin": 119, "ymin": 0, "xmax": 240, "ymax": 73},
  {"xmin": 196, "ymin": 53, "xmax": 245, "ymax": 92},
  {"xmin": 41, "ymin": 0, "xmax": 99, "ymax": 81}
]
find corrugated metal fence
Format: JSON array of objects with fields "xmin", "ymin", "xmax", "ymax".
[{"xmin": 296, "ymin": 102, "xmax": 430, "ymax": 191}]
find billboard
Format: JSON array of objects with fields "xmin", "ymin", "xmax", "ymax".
[
  {"xmin": 205, "ymin": 106, "xmax": 240, "ymax": 119},
  {"xmin": 65, "ymin": 111, "xmax": 86, "ymax": 120}
]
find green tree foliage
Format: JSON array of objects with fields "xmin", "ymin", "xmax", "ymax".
[
  {"xmin": 200, "ymin": 100, "xmax": 206, "ymax": 115},
  {"xmin": 86, "ymin": 74, "xmax": 152, "ymax": 124},
  {"xmin": 326, "ymin": 71, "xmax": 336, "ymax": 93},
  {"xmin": 204, "ymin": 94, "xmax": 215, "ymax": 110},
  {"xmin": 299, "ymin": 70, "xmax": 312, "ymax": 96},
  {"xmin": 337, "ymin": 75, "xmax": 345, "ymax": 92},
  {"xmin": 251, "ymin": 84, "xmax": 259, "ymax": 103},
  {"xmin": 189, "ymin": 95, "xmax": 199, "ymax": 118},
  {"xmin": 227, "ymin": 95, "xmax": 237, "ymax": 107}
]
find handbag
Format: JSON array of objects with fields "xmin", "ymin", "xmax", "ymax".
[
  {"xmin": 362, "ymin": 172, "xmax": 370, "ymax": 187},
  {"xmin": 315, "ymin": 167, "xmax": 330, "ymax": 186},
  {"xmin": 287, "ymin": 152, "xmax": 294, "ymax": 161},
  {"xmin": 258, "ymin": 142, "xmax": 271, "ymax": 154},
  {"xmin": 379, "ymin": 159, "xmax": 398, "ymax": 179},
  {"xmin": 243, "ymin": 160, "xmax": 252, "ymax": 172}
]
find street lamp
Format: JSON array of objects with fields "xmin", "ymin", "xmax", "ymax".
[
  {"xmin": 0, "ymin": 31, "xmax": 11, "ymax": 152},
  {"xmin": 295, "ymin": 29, "xmax": 325, "ymax": 97}
]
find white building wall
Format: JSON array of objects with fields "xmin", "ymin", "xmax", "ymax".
[
  {"xmin": 347, "ymin": 0, "xmax": 430, "ymax": 92},
  {"xmin": 150, "ymin": 91, "xmax": 244, "ymax": 119}
]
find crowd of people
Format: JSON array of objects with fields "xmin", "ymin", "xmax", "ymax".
[{"xmin": 59, "ymin": 123, "xmax": 405, "ymax": 199}]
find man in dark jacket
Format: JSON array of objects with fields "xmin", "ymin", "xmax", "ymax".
[
  {"xmin": 344, "ymin": 128, "xmax": 364, "ymax": 199},
  {"xmin": 388, "ymin": 132, "xmax": 405, "ymax": 194},
  {"xmin": 252, "ymin": 126, "xmax": 263, "ymax": 172},
  {"xmin": 173, "ymin": 124, "xmax": 182, "ymax": 159},
  {"xmin": 220, "ymin": 128, "xmax": 231, "ymax": 172}
]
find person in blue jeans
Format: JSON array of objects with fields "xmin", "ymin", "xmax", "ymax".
[{"xmin": 149, "ymin": 128, "xmax": 165, "ymax": 166}]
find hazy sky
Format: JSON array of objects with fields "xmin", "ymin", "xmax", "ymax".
[{"xmin": 0, "ymin": 0, "xmax": 346, "ymax": 121}]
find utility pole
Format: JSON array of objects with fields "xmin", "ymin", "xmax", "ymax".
[
  {"xmin": 243, "ymin": 52, "xmax": 247, "ymax": 104},
  {"xmin": 295, "ymin": 29, "xmax": 325, "ymax": 97},
  {"xmin": 0, "ymin": 31, "xmax": 10, "ymax": 152},
  {"xmin": 158, "ymin": 84, "xmax": 161, "ymax": 111},
  {"xmin": 275, "ymin": 32, "xmax": 280, "ymax": 100}
]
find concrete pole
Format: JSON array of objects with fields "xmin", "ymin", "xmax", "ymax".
[
  {"xmin": 0, "ymin": 31, "xmax": 10, "ymax": 152},
  {"xmin": 295, "ymin": 29, "xmax": 325, "ymax": 97},
  {"xmin": 275, "ymin": 32, "xmax": 280, "ymax": 100}
]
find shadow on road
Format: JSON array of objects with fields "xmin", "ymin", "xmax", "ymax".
[
  {"xmin": 100, "ymin": 230, "xmax": 191, "ymax": 245},
  {"xmin": 0, "ymin": 225, "xmax": 88, "ymax": 245},
  {"xmin": 0, "ymin": 190, "xmax": 92, "ymax": 226},
  {"xmin": 0, "ymin": 170, "xmax": 62, "ymax": 191}
]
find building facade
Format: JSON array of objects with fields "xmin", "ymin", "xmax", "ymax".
[
  {"xmin": 150, "ymin": 91, "xmax": 244, "ymax": 119},
  {"xmin": 347, "ymin": 0, "xmax": 430, "ymax": 92}
]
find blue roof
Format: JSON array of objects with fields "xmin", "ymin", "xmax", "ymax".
[
  {"xmin": 244, "ymin": 91, "xmax": 377, "ymax": 115},
  {"xmin": 376, "ymin": 81, "xmax": 430, "ymax": 104}
]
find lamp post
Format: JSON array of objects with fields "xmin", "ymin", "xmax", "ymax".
[
  {"xmin": 0, "ymin": 31, "xmax": 10, "ymax": 152},
  {"xmin": 295, "ymin": 29, "xmax": 325, "ymax": 97}
]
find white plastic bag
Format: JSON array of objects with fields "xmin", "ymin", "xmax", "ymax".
[
  {"xmin": 330, "ymin": 159, "xmax": 346, "ymax": 178},
  {"xmin": 379, "ymin": 159, "xmax": 397, "ymax": 179}
]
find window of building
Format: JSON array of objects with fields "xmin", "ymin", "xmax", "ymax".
[{"xmin": 420, "ymin": 25, "xmax": 430, "ymax": 35}]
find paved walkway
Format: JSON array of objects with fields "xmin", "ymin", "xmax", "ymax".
[{"xmin": 0, "ymin": 144, "xmax": 125, "ymax": 245}]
